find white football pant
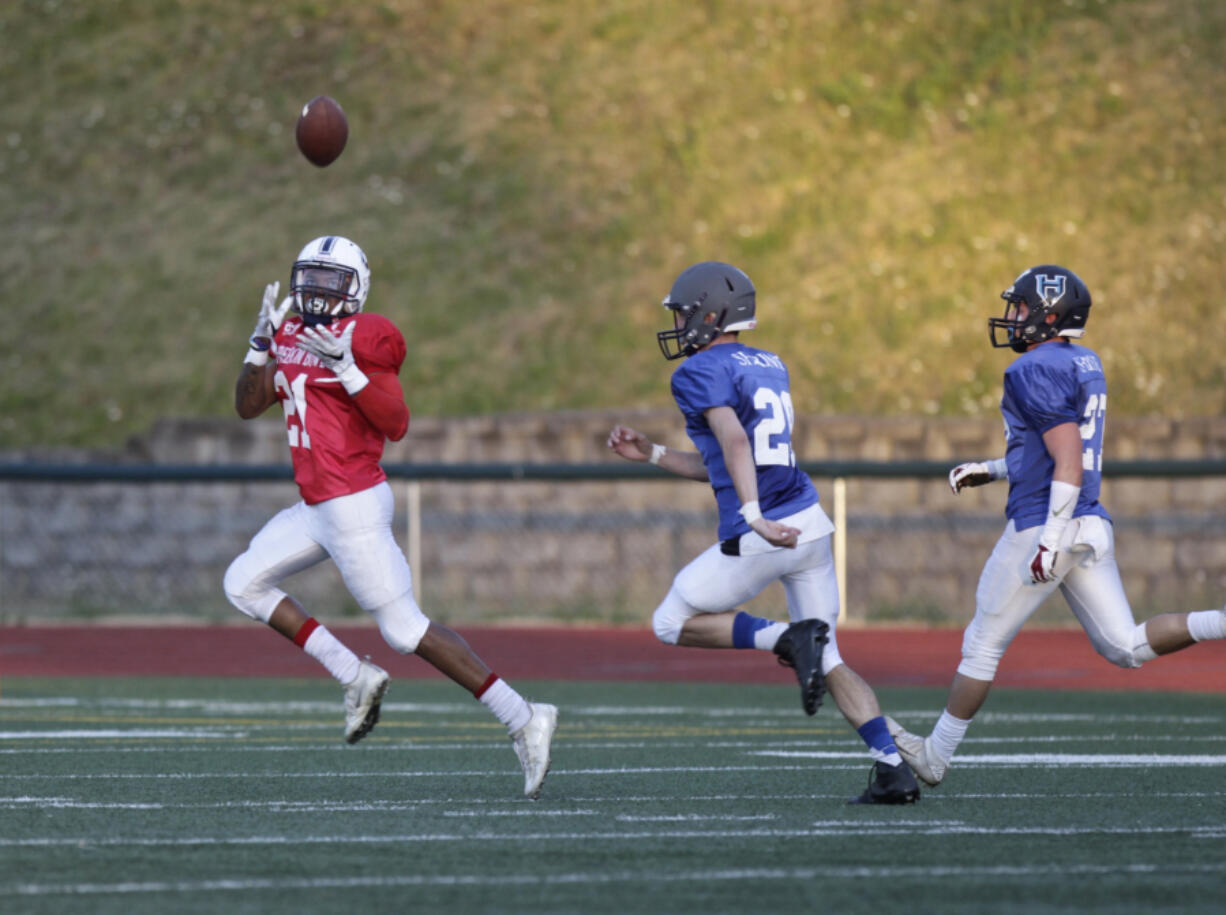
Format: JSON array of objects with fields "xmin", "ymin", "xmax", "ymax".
[
  {"xmin": 223, "ymin": 481, "xmax": 430, "ymax": 653},
  {"xmin": 653, "ymin": 507, "xmax": 847, "ymax": 675},
  {"xmin": 959, "ymin": 517, "xmax": 1152, "ymax": 680}
]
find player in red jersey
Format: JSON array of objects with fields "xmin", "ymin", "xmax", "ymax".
[{"xmin": 223, "ymin": 236, "xmax": 557, "ymax": 798}]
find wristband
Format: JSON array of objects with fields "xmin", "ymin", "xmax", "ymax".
[
  {"xmin": 243, "ymin": 348, "xmax": 270, "ymax": 367},
  {"xmin": 987, "ymin": 458, "xmax": 1008, "ymax": 481},
  {"xmin": 649, "ymin": 443, "xmax": 666, "ymax": 465},
  {"xmin": 738, "ymin": 500, "xmax": 763, "ymax": 525},
  {"xmin": 335, "ymin": 363, "xmax": 369, "ymax": 396},
  {"xmin": 1038, "ymin": 480, "xmax": 1079, "ymax": 550}
]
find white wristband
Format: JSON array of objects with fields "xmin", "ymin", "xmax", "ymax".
[
  {"xmin": 738, "ymin": 500, "xmax": 763, "ymax": 525},
  {"xmin": 243, "ymin": 348, "xmax": 269, "ymax": 367},
  {"xmin": 648, "ymin": 443, "xmax": 666, "ymax": 465},
  {"xmin": 987, "ymin": 458, "xmax": 1008, "ymax": 481},
  {"xmin": 1038, "ymin": 479, "xmax": 1080, "ymax": 550},
  {"xmin": 336, "ymin": 363, "xmax": 369, "ymax": 396}
]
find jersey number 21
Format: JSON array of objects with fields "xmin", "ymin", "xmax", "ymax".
[{"xmin": 752, "ymin": 387, "xmax": 795, "ymax": 467}]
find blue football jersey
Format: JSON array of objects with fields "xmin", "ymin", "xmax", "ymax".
[
  {"xmin": 1001, "ymin": 342, "xmax": 1112, "ymax": 529},
  {"xmin": 670, "ymin": 342, "xmax": 818, "ymax": 540}
]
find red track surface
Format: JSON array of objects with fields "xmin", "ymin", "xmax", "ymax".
[{"xmin": 1, "ymin": 625, "xmax": 1223, "ymax": 692}]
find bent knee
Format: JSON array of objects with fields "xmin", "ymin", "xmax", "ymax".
[
  {"xmin": 651, "ymin": 587, "xmax": 693, "ymax": 645},
  {"xmin": 957, "ymin": 635, "xmax": 1004, "ymax": 681},
  {"xmin": 1092, "ymin": 641, "xmax": 1146, "ymax": 669},
  {"xmin": 1088, "ymin": 622, "xmax": 1153, "ymax": 669},
  {"xmin": 370, "ymin": 594, "xmax": 431, "ymax": 654},
  {"xmin": 651, "ymin": 610, "xmax": 682, "ymax": 645},
  {"xmin": 222, "ymin": 555, "xmax": 282, "ymax": 623}
]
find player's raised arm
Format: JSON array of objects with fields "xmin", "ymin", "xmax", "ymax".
[{"xmin": 235, "ymin": 281, "xmax": 290, "ymax": 419}]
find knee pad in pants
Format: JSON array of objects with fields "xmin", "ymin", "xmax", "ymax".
[
  {"xmin": 222, "ymin": 554, "xmax": 286, "ymax": 623},
  {"xmin": 652, "ymin": 586, "xmax": 695, "ymax": 645},
  {"xmin": 369, "ymin": 592, "xmax": 431, "ymax": 654}
]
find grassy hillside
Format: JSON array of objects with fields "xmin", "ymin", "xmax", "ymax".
[{"xmin": 3, "ymin": 0, "xmax": 1224, "ymax": 449}]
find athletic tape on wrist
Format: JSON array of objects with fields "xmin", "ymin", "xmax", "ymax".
[
  {"xmin": 739, "ymin": 500, "xmax": 763, "ymax": 525},
  {"xmin": 649, "ymin": 443, "xmax": 666, "ymax": 465},
  {"xmin": 337, "ymin": 363, "xmax": 369, "ymax": 396},
  {"xmin": 1039, "ymin": 479, "xmax": 1080, "ymax": 549}
]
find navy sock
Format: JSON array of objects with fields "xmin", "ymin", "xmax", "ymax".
[
  {"xmin": 857, "ymin": 716, "xmax": 902, "ymax": 764},
  {"xmin": 731, "ymin": 611, "xmax": 773, "ymax": 649}
]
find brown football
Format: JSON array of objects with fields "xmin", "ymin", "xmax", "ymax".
[{"xmin": 295, "ymin": 95, "xmax": 348, "ymax": 167}]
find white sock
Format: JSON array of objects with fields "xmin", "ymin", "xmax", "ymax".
[
  {"xmin": 301, "ymin": 625, "xmax": 361, "ymax": 685},
  {"xmin": 869, "ymin": 747, "xmax": 904, "ymax": 767},
  {"xmin": 929, "ymin": 710, "xmax": 972, "ymax": 763},
  {"xmin": 478, "ymin": 676, "xmax": 532, "ymax": 734},
  {"xmin": 1187, "ymin": 609, "xmax": 1226, "ymax": 642},
  {"xmin": 753, "ymin": 621, "xmax": 790, "ymax": 651}
]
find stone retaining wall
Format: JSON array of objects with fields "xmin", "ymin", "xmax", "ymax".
[{"xmin": 2, "ymin": 413, "xmax": 1223, "ymax": 625}]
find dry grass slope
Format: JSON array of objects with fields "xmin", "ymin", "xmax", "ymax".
[{"xmin": 2, "ymin": 0, "xmax": 1224, "ymax": 448}]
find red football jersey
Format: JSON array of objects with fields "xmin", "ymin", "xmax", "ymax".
[{"xmin": 271, "ymin": 312, "xmax": 407, "ymax": 504}]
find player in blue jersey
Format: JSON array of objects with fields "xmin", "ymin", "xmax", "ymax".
[
  {"xmin": 887, "ymin": 265, "xmax": 1226, "ymax": 787},
  {"xmin": 607, "ymin": 261, "xmax": 920, "ymax": 805}
]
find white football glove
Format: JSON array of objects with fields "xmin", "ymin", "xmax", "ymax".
[
  {"xmin": 245, "ymin": 281, "xmax": 294, "ymax": 365},
  {"xmin": 948, "ymin": 462, "xmax": 991, "ymax": 494},
  {"xmin": 1028, "ymin": 544, "xmax": 1058, "ymax": 584},
  {"xmin": 297, "ymin": 323, "xmax": 368, "ymax": 395},
  {"xmin": 948, "ymin": 459, "xmax": 1007, "ymax": 494},
  {"xmin": 1027, "ymin": 480, "xmax": 1079, "ymax": 584}
]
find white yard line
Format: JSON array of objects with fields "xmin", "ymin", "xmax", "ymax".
[
  {"xmin": 0, "ymin": 764, "xmax": 842, "ymax": 781},
  {"xmin": 753, "ymin": 750, "xmax": 1226, "ymax": 766},
  {"xmin": 3, "ymin": 745, "xmax": 1226, "ymax": 783},
  {"xmin": 2, "ymin": 734, "xmax": 1224, "ymax": 759},
  {"xmin": 2, "ymin": 786, "xmax": 1219, "ymax": 812},
  {"xmin": 0, "ymin": 730, "xmax": 238, "ymax": 740},
  {"xmin": 10, "ymin": 862, "xmax": 1226, "ymax": 898},
  {"xmin": 2, "ymin": 823, "xmax": 1225, "ymax": 851},
  {"xmin": 3, "ymin": 697, "xmax": 1219, "ymax": 724}
]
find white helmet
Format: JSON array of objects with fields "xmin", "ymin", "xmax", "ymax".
[{"xmin": 290, "ymin": 235, "xmax": 370, "ymax": 325}]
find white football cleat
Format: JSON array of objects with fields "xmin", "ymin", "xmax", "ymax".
[
  {"xmin": 511, "ymin": 702, "xmax": 558, "ymax": 799},
  {"xmin": 885, "ymin": 715, "xmax": 949, "ymax": 787},
  {"xmin": 343, "ymin": 660, "xmax": 389, "ymax": 745}
]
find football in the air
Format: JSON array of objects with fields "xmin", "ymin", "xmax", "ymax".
[{"xmin": 295, "ymin": 95, "xmax": 348, "ymax": 167}]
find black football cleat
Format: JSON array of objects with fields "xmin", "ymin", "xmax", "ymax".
[
  {"xmin": 773, "ymin": 618, "xmax": 829, "ymax": 715},
  {"xmin": 849, "ymin": 760, "xmax": 922, "ymax": 805}
]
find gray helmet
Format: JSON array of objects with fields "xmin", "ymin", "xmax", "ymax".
[
  {"xmin": 656, "ymin": 261, "xmax": 757, "ymax": 360},
  {"xmin": 989, "ymin": 264, "xmax": 1091, "ymax": 353}
]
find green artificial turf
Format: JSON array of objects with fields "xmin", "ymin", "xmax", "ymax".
[{"xmin": 1, "ymin": 677, "xmax": 1223, "ymax": 914}]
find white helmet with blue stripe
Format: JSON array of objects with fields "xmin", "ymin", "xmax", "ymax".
[{"xmin": 290, "ymin": 235, "xmax": 370, "ymax": 325}]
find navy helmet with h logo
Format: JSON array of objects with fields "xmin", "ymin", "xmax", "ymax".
[{"xmin": 989, "ymin": 264, "xmax": 1091, "ymax": 353}]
